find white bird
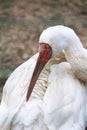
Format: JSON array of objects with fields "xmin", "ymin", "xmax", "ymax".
[{"xmin": 0, "ymin": 25, "xmax": 87, "ymax": 130}]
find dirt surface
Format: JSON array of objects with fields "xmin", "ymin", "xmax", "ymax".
[{"xmin": 0, "ymin": 0, "xmax": 87, "ymax": 99}]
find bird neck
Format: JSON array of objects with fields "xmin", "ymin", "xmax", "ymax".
[
  {"xmin": 65, "ymin": 37, "xmax": 83, "ymax": 61},
  {"xmin": 64, "ymin": 40, "xmax": 87, "ymax": 82},
  {"xmin": 66, "ymin": 49, "xmax": 83, "ymax": 61}
]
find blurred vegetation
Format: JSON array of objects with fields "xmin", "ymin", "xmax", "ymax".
[{"xmin": 0, "ymin": 0, "xmax": 87, "ymax": 87}]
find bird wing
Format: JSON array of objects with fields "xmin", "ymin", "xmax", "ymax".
[
  {"xmin": 0, "ymin": 51, "xmax": 66, "ymax": 130},
  {"xmin": 0, "ymin": 53, "xmax": 39, "ymax": 129},
  {"xmin": 9, "ymin": 52, "xmax": 67, "ymax": 130},
  {"xmin": 1, "ymin": 53, "xmax": 39, "ymax": 108},
  {"xmin": 43, "ymin": 62, "xmax": 87, "ymax": 130},
  {"xmin": 0, "ymin": 52, "xmax": 51, "ymax": 130}
]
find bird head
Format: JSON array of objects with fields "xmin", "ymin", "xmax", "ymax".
[{"xmin": 26, "ymin": 25, "xmax": 78, "ymax": 101}]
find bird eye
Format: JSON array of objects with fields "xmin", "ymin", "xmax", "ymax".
[
  {"xmin": 39, "ymin": 43, "xmax": 52, "ymax": 52},
  {"xmin": 45, "ymin": 44, "xmax": 49, "ymax": 49},
  {"xmin": 44, "ymin": 44, "xmax": 51, "ymax": 50}
]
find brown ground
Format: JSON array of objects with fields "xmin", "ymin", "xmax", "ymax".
[{"xmin": 0, "ymin": 0, "xmax": 87, "ymax": 100}]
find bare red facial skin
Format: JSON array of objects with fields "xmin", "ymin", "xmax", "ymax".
[
  {"xmin": 39, "ymin": 43, "xmax": 52, "ymax": 62},
  {"xmin": 26, "ymin": 43, "xmax": 52, "ymax": 102}
]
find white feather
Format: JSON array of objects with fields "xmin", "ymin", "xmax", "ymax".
[
  {"xmin": 43, "ymin": 62, "xmax": 87, "ymax": 130},
  {"xmin": 0, "ymin": 25, "xmax": 87, "ymax": 130}
]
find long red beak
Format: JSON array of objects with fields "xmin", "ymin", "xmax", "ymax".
[{"xmin": 26, "ymin": 43, "xmax": 52, "ymax": 101}]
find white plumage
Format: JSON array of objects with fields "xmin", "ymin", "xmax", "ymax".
[{"xmin": 0, "ymin": 25, "xmax": 87, "ymax": 130}]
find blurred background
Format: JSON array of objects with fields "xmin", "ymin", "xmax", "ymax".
[{"xmin": 0, "ymin": 0, "xmax": 87, "ymax": 99}]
